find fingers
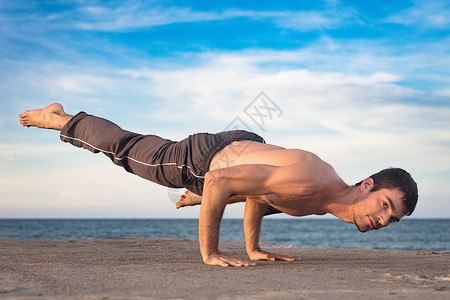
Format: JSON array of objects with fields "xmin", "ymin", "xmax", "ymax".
[
  {"xmin": 224, "ymin": 255, "xmax": 256, "ymax": 267},
  {"xmin": 249, "ymin": 250, "xmax": 300, "ymax": 262},
  {"xmin": 206, "ymin": 256, "xmax": 230, "ymax": 267},
  {"xmin": 204, "ymin": 253, "xmax": 256, "ymax": 267},
  {"xmin": 271, "ymin": 254, "xmax": 299, "ymax": 261},
  {"xmin": 203, "ymin": 251, "xmax": 298, "ymax": 267},
  {"xmin": 265, "ymin": 252, "xmax": 299, "ymax": 261}
]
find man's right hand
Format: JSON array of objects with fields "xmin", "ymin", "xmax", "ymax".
[{"xmin": 203, "ymin": 251, "xmax": 256, "ymax": 267}]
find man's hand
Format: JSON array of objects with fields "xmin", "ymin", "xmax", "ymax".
[
  {"xmin": 247, "ymin": 248, "xmax": 299, "ymax": 262},
  {"xmin": 243, "ymin": 197, "xmax": 298, "ymax": 263},
  {"xmin": 203, "ymin": 251, "xmax": 256, "ymax": 267}
]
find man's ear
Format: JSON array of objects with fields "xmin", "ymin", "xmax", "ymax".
[{"xmin": 360, "ymin": 177, "xmax": 374, "ymax": 192}]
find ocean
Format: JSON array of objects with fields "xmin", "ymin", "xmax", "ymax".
[{"xmin": 0, "ymin": 218, "xmax": 449, "ymax": 252}]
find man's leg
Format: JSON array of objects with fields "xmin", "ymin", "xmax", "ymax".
[{"xmin": 20, "ymin": 103, "xmax": 184, "ymax": 189}]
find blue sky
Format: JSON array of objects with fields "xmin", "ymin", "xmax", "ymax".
[{"xmin": 1, "ymin": 0, "xmax": 449, "ymax": 218}]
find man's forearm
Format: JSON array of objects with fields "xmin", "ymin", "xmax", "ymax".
[
  {"xmin": 197, "ymin": 165, "xmax": 276, "ymax": 267},
  {"xmin": 198, "ymin": 203, "xmax": 223, "ymax": 258},
  {"xmin": 198, "ymin": 172, "xmax": 231, "ymax": 259},
  {"xmin": 244, "ymin": 198, "xmax": 267, "ymax": 253},
  {"xmin": 243, "ymin": 198, "xmax": 299, "ymax": 262}
]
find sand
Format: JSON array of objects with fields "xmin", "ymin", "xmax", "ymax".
[{"xmin": 0, "ymin": 238, "xmax": 448, "ymax": 299}]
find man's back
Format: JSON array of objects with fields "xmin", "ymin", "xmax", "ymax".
[
  {"xmin": 211, "ymin": 140, "xmax": 320, "ymax": 168},
  {"xmin": 210, "ymin": 141, "xmax": 347, "ymax": 216}
]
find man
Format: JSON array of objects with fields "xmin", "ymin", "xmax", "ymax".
[{"xmin": 19, "ymin": 103, "xmax": 418, "ymax": 267}]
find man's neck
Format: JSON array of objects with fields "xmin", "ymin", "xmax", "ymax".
[{"xmin": 323, "ymin": 184, "xmax": 362, "ymax": 223}]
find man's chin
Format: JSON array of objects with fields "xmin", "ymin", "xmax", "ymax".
[{"xmin": 355, "ymin": 223, "xmax": 369, "ymax": 233}]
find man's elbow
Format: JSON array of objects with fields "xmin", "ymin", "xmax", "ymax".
[
  {"xmin": 204, "ymin": 171, "xmax": 230, "ymax": 193},
  {"xmin": 204, "ymin": 170, "xmax": 225, "ymax": 188},
  {"xmin": 204, "ymin": 171, "xmax": 217, "ymax": 186}
]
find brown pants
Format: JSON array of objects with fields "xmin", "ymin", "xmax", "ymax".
[{"xmin": 59, "ymin": 112, "xmax": 265, "ymax": 196}]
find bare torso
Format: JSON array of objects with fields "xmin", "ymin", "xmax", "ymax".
[{"xmin": 209, "ymin": 141, "xmax": 347, "ymax": 216}]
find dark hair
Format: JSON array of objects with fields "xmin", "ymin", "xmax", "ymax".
[{"xmin": 355, "ymin": 168, "xmax": 418, "ymax": 216}]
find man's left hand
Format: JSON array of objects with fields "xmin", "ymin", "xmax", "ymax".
[{"xmin": 247, "ymin": 249, "xmax": 299, "ymax": 261}]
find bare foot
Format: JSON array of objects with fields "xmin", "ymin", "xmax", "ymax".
[
  {"xmin": 19, "ymin": 103, "xmax": 72, "ymax": 130},
  {"xmin": 176, "ymin": 190, "xmax": 203, "ymax": 209}
]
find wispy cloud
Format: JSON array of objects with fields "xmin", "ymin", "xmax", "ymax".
[
  {"xmin": 272, "ymin": 8, "xmax": 360, "ymax": 31},
  {"xmin": 75, "ymin": 5, "xmax": 221, "ymax": 31},
  {"xmin": 0, "ymin": 1, "xmax": 359, "ymax": 32},
  {"xmin": 75, "ymin": 5, "xmax": 359, "ymax": 32},
  {"xmin": 385, "ymin": 0, "xmax": 450, "ymax": 28}
]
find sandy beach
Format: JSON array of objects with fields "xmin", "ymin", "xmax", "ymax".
[{"xmin": 0, "ymin": 238, "xmax": 448, "ymax": 299}]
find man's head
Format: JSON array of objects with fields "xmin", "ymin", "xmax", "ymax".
[
  {"xmin": 356, "ymin": 168, "xmax": 418, "ymax": 216},
  {"xmin": 353, "ymin": 168, "xmax": 418, "ymax": 232}
]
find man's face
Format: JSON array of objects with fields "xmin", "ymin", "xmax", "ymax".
[{"xmin": 352, "ymin": 187, "xmax": 406, "ymax": 232}]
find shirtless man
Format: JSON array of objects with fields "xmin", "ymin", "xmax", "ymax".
[{"xmin": 19, "ymin": 103, "xmax": 418, "ymax": 267}]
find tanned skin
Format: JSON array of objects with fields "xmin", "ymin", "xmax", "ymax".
[{"xmin": 20, "ymin": 104, "xmax": 407, "ymax": 267}]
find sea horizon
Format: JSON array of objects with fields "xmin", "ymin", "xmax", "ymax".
[{"xmin": 1, "ymin": 218, "xmax": 449, "ymax": 252}]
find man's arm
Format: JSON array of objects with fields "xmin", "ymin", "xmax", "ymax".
[
  {"xmin": 199, "ymin": 164, "xmax": 278, "ymax": 267},
  {"xmin": 244, "ymin": 197, "xmax": 267, "ymax": 256},
  {"xmin": 244, "ymin": 197, "xmax": 299, "ymax": 262}
]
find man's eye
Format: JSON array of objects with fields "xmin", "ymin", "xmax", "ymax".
[{"xmin": 383, "ymin": 201, "xmax": 388, "ymax": 209}]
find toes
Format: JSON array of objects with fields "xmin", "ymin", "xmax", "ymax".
[
  {"xmin": 19, "ymin": 112, "xmax": 30, "ymax": 127},
  {"xmin": 176, "ymin": 199, "xmax": 184, "ymax": 209}
]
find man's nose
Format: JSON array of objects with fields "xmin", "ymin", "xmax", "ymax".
[{"xmin": 377, "ymin": 213, "xmax": 390, "ymax": 227}]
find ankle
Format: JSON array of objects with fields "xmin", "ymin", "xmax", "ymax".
[{"xmin": 57, "ymin": 114, "xmax": 72, "ymax": 130}]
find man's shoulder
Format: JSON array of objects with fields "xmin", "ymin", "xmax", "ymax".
[
  {"xmin": 277, "ymin": 152, "xmax": 338, "ymax": 186},
  {"xmin": 279, "ymin": 148, "xmax": 324, "ymax": 165}
]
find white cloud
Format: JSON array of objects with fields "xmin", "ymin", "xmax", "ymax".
[
  {"xmin": 65, "ymin": 2, "xmax": 359, "ymax": 32},
  {"xmin": 54, "ymin": 75, "xmax": 94, "ymax": 93},
  {"xmin": 76, "ymin": 5, "xmax": 217, "ymax": 30},
  {"xmin": 272, "ymin": 8, "xmax": 359, "ymax": 31},
  {"xmin": 0, "ymin": 143, "xmax": 67, "ymax": 162},
  {"xmin": 434, "ymin": 89, "xmax": 450, "ymax": 97},
  {"xmin": 52, "ymin": 72, "xmax": 130, "ymax": 95},
  {"xmin": 385, "ymin": 0, "xmax": 450, "ymax": 28}
]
